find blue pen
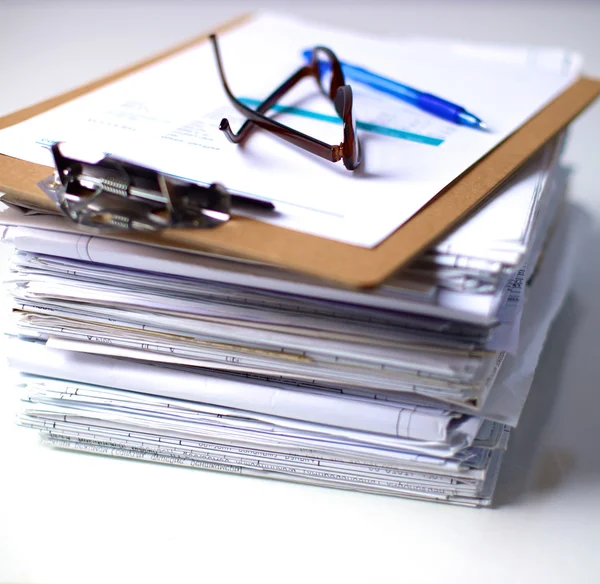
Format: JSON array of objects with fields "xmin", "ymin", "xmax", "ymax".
[{"xmin": 302, "ymin": 50, "xmax": 489, "ymax": 131}]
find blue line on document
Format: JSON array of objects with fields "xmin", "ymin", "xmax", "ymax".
[{"xmin": 239, "ymin": 97, "xmax": 444, "ymax": 146}]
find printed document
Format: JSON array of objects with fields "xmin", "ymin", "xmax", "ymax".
[{"xmin": 0, "ymin": 13, "xmax": 581, "ymax": 246}]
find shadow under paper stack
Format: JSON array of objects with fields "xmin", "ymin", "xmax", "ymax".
[{"xmin": 0, "ymin": 133, "xmax": 579, "ymax": 506}]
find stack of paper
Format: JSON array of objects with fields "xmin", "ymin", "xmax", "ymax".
[
  {"xmin": 0, "ymin": 141, "xmax": 580, "ymax": 505},
  {"xmin": 0, "ymin": 12, "xmax": 596, "ymax": 506},
  {"xmin": 405, "ymin": 137, "xmax": 567, "ymax": 294}
]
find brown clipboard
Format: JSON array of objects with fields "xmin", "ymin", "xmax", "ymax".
[{"xmin": 0, "ymin": 13, "xmax": 599, "ymax": 288}]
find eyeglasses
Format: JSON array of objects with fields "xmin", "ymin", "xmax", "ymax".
[{"xmin": 209, "ymin": 34, "xmax": 362, "ymax": 171}]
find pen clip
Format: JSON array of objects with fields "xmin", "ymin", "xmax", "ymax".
[{"xmin": 39, "ymin": 142, "xmax": 232, "ymax": 232}]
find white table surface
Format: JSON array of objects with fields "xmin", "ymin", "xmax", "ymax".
[{"xmin": 1, "ymin": 1, "xmax": 599, "ymax": 583}]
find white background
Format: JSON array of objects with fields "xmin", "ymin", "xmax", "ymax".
[{"xmin": 0, "ymin": 1, "xmax": 599, "ymax": 583}]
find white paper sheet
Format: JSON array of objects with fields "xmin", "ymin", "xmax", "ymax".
[
  {"xmin": 0, "ymin": 218, "xmax": 505, "ymax": 325},
  {"xmin": 0, "ymin": 13, "xmax": 581, "ymax": 247},
  {"xmin": 479, "ymin": 203, "xmax": 585, "ymax": 425},
  {"xmin": 19, "ymin": 375, "xmax": 483, "ymax": 446},
  {"xmin": 6, "ymin": 276, "xmax": 489, "ymax": 380},
  {"xmin": 428, "ymin": 141, "xmax": 564, "ymax": 265}
]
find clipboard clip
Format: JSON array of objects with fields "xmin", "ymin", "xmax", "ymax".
[{"xmin": 39, "ymin": 142, "xmax": 237, "ymax": 231}]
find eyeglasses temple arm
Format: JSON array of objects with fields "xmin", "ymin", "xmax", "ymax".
[
  {"xmin": 220, "ymin": 67, "xmax": 308, "ymax": 143},
  {"xmin": 210, "ymin": 35, "xmax": 340, "ymax": 163}
]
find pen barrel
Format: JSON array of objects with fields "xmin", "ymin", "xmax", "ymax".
[{"xmin": 416, "ymin": 93, "xmax": 463, "ymax": 123}]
